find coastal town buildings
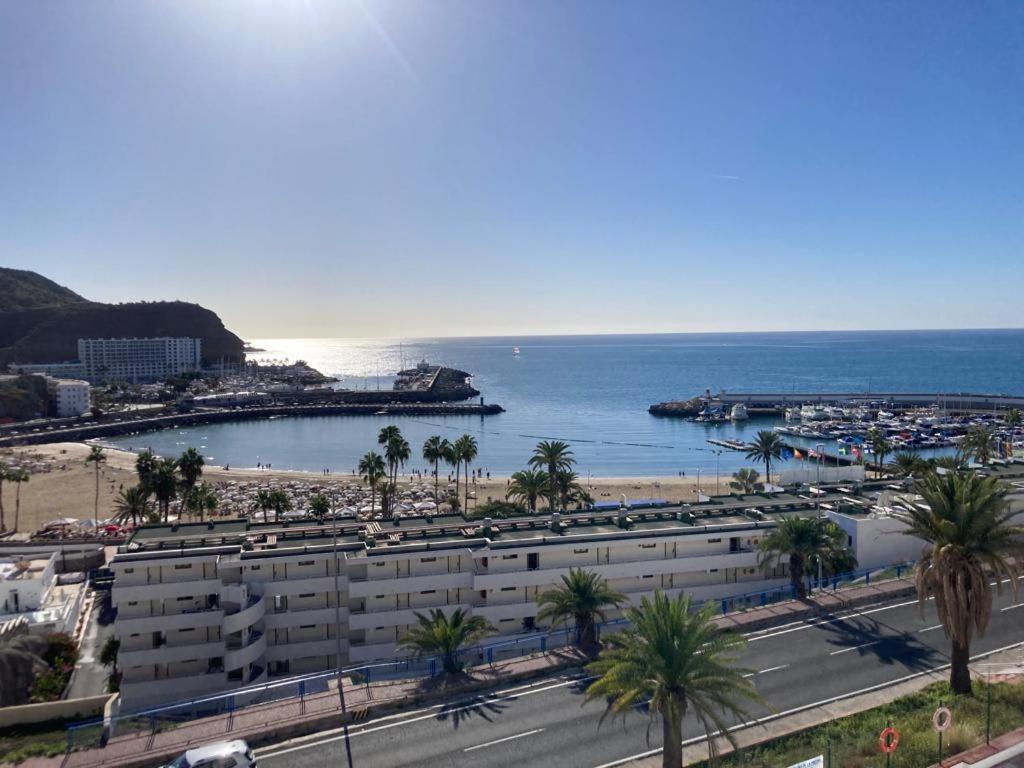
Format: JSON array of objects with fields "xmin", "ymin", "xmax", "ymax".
[
  {"xmin": 108, "ymin": 482, "xmax": 925, "ymax": 711},
  {"xmin": 78, "ymin": 337, "xmax": 202, "ymax": 383},
  {"xmin": 51, "ymin": 379, "xmax": 91, "ymax": 417}
]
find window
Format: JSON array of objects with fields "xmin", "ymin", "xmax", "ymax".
[
  {"xmin": 708, "ymin": 538, "xmax": 722, "ymax": 543},
  {"xmin": 250, "ymin": 565, "xmax": 261, "ymax": 570},
  {"xmin": 642, "ymin": 574, "xmax": 654, "ymax": 579},
  {"xmin": 502, "ymin": 554, "xmax": 518, "ymax": 560},
  {"xmin": 299, "ymin": 625, "xmax": 315, "ymax": 629},
  {"xmin": 299, "ymin": 593, "xmax": 315, "ymax": 598},
  {"xmin": 179, "ymin": 627, "xmax": 195, "ymax": 633},
  {"xmin": 639, "ymin": 543, "xmax": 657, "ymax": 549},
  {"xmin": 573, "ymin": 548, "xmax": 589, "ymax": 554},
  {"xmin": 177, "ymin": 596, "xmax": 193, "ymax": 601},
  {"xmin": 298, "ymin": 560, "xmax": 314, "ymax": 567},
  {"xmin": 420, "ymin": 557, "xmax": 437, "ymax": 563},
  {"xmin": 500, "ymin": 586, "xmax": 518, "ymax": 592},
  {"xmin": 420, "ymin": 590, "xmax": 436, "ymax": 595},
  {"xmin": 709, "ymin": 569, "xmax": 719, "ymax": 573},
  {"xmin": 174, "ymin": 564, "xmax": 193, "ymax": 570},
  {"xmin": 124, "ymin": 568, "xmax": 134, "ymax": 574},
  {"xmin": 127, "ymin": 601, "xmax": 138, "ymax": 607}
]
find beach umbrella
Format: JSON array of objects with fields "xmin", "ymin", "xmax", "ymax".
[{"xmin": 46, "ymin": 517, "xmax": 79, "ymax": 527}]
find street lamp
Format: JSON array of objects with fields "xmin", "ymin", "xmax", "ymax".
[
  {"xmin": 330, "ymin": 490, "xmax": 347, "ymax": 714},
  {"xmin": 711, "ymin": 450, "xmax": 723, "ymax": 496},
  {"xmin": 815, "ymin": 442, "xmax": 825, "ymax": 485},
  {"xmin": 697, "ymin": 467, "xmax": 702, "ymax": 497}
]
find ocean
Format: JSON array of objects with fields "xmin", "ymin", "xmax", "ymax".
[{"xmin": 103, "ymin": 330, "xmax": 1024, "ymax": 477}]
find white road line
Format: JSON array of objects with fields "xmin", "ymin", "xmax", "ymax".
[
  {"xmin": 592, "ymin": 640, "xmax": 1024, "ymax": 768},
  {"xmin": 918, "ymin": 624, "xmax": 944, "ymax": 633},
  {"xmin": 1000, "ymin": 603, "xmax": 1024, "ymax": 612},
  {"xmin": 257, "ymin": 675, "xmax": 593, "ymax": 759},
  {"xmin": 758, "ymin": 664, "xmax": 790, "ymax": 674},
  {"xmin": 830, "ymin": 641, "xmax": 880, "ymax": 656},
  {"xmin": 463, "ymin": 728, "xmax": 545, "ymax": 752}
]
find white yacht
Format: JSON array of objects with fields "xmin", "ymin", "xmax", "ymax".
[{"xmin": 730, "ymin": 404, "xmax": 749, "ymax": 421}]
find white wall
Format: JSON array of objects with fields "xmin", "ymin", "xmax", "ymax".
[{"xmin": 825, "ymin": 510, "xmax": 924, "ymax": 570}]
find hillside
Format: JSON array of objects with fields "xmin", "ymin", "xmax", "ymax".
[
  {"xmin": 0, "ymin": 267, "xmax": 88, "ymax": 312},
  {"xmin": 0, "ymin": 269, "xmax": 245, "ymax": 365}
]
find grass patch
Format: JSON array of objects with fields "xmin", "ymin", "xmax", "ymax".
[
  {"xmin": 0, "ymin": 718, "xmax": 83, "ymax": 764},
  {"xmin": 693, "ymin": 679, "xmax": 1024, "ymax": 768}
]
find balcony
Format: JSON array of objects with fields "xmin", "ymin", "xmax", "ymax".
[
  {"xmin": 265, "ymin": 637, "xmax": 347, "ymax": 662},
  {"xmin": 263, "ymin": 606, "xmax": 347, "ymax": 629},
  {"xmin": 261, "ymin": 575, "xmax": 346, "ymax": 597},
  {"xmin": 112, "ymin": 578, "xmax": 223, "ymax": 605},
  {"xmin": 119, "ymin": 639, "xmax": 226, "ymax": 668},
  {"xmin": 347, "ymin": 639, "xmax": 399, "ymax": 663},
  {"xmin": 348, "ymin": 571, "xmax": 473, "ymax": 598},
  {"xmin": 349, "ymin": 603, "xmax": 470, "ymax": 631},
  {"xmin": 471, "ymin": 551, "xmax": 759, "ymax": 590},
  {"xmin": 222, "ymin": 595, "xmax": 266, "ymax": 635},
  {"xmin": 116, "ymin": 607, "xmax": 223, "ymax": 635},
  {"xmin": 224, "ymin": 630, "xmax": 266, "ymax": 671}
]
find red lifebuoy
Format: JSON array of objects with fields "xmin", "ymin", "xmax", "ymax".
[{"xmin": 879, "ymin": 726, "xmax": 900, "ymax": 754}]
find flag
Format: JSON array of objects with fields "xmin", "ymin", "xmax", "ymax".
[{"xmin": 793, "ymin": 449, "xmax": 805, "ymax": 460}]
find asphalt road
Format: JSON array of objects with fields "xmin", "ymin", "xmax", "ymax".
[{"xmin": 258, "ymin": 585, "xmax": 1024, "ymax": 768}]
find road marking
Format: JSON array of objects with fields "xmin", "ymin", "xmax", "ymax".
[
  {"xmin": 257, "ymin": 675, "xmax": 593, "ymax": 759},
  {"xmin": 591, "ymin": 640, "xmax": 1024, "ymax": 768},
  {"xmin": 830, "ymin": 641, "xmax": 880, "ymax": 656},
  {"xmin": 918, "ymin": 624, "xmax": 944, "ymax": 633},
  {"xmin": 1000, "ymin": 603, "xmax": 1024, "ymax": 612},
  {"xmin": 463, "ymin": 728, "xmax": 545, "ymax": 752}
]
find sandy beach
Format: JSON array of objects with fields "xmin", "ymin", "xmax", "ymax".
[{"xmin": 0, "ymin": 442, "xmax": 737, "ymax": 536}]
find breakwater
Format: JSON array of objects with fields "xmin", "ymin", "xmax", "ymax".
[
  {"xmin": 651, "ymin": 391, "xmax": 1024, "ymax": 417},
  {"xmin": 0, "ymin": 402, "xmax": 504, "ymax": 448}
]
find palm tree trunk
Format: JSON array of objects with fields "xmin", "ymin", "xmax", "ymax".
[
  {"xmin": 454, "ymin": 462, "xmax": 460, "ymax": 510},
  {"xmin": 14, "ymin": 483, "xmax": 20, "ymax": 533},
  {"xmin": 765, "ymin": 457, "xmax": 771, "ymax": 486},
  {"xmin": 433, "ymin": 459, "xmax": 439, "ymax": 507},
  {"xmin": 549, "ymin": 462, "xmax": 557, "ymax": 512},
  {"xmin": 662, "ymin": 712, "xmax": 683, "ymax": 768},
  {"xmin": 950, "ymin": 639, "xmax": 973, "ymax": 695},
  {"xmin": 790, "ymin": 552, "xmax": 807, "ymax": 598},
  {"xmin": 94, "ymin": 467, "xmax": 100, "ymax": 527},
  {"xmin": 0, "ymin": 478, "xmax": 5, "ymax": 531}
]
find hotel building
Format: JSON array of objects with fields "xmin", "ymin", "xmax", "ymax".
[
  {"xmin": 109, "ymin": 482, "xmax": 925, "ymax": 711},
  {"xmin": 77, "ymin": 337, "xmax": 202, "ymax": 383}
]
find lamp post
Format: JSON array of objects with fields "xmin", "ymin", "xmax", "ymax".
[
  {"xmin": 712, "ymin": 450, "xmax": 723, "ymax": 496},
  {"xmin": 697, "ymin": 468, "xmax": 702, "ymax": 497},
  {"xmin": 330, "ymin": 491, "xmax": 347, "ymax": 714},
  {"xmin": 815, "ymin": 442, "xmax": 825, "ymax": 485}
]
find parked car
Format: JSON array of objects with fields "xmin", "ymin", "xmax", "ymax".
[{"xmin": 164, "ymin": 740, "xmax": 256, "ymax": 768}]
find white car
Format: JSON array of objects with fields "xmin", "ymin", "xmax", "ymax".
[{"xmin": 165, "ymin": 740, "xmax": 256, "ymax": 768}]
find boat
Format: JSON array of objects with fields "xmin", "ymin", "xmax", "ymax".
[
  {"xmin": 730, "ymin": 404, "xmax": 749, "ymax": 421},
  {"xmin": 801, "ymin": 405, "xmax": 828, "ymax": 421},
  {"xmin": 512, "ymin": 346, "xmax": 520, "ymax": 357},
  {"xmin": 784, "ymin": 407, "xmax": 802, "ymax": 422}
]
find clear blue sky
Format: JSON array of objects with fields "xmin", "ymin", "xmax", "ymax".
[{"xmin": 2, "ymin": 1, "xmax": 1022, "ymax": 338}]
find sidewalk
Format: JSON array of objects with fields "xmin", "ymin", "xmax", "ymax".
[
  {"xmin": 5, "ymin": 577, "xmax": 918, "ymax": 768},
  {"xmin": 939, "ymin": 724, "xmax": 1024, "ymax": 767}
]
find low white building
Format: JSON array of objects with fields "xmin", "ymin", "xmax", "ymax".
[
  {"xmin": 0, "ymin": 553, "xmax": 56, "ymax": 616},
  {"xmin": 52, "ymin": 379, "xmax": 91, "ymax": 417}
]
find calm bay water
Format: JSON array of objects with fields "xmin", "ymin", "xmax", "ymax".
[{"xmin": 104, "ymin": 331, "xmax": 1024, "ymax": 477}]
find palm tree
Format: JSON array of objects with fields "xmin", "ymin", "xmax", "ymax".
[
  {"xmin": 890, "ymin": 470, "xmax": 1023, "ymax": 694},
  {"xmin": 134, "ymin": 449, "xmax": 158, "ymax": 494},
  {"xmin": 9, "ymin": 468, "xmax": 28, "ymax": 533},
  {"xmin": 889, "ymin": 451, "xmax": 931, "ymax": 478},
  {"xmin": 443, "ymin": 440, "xmax": 460, "ymax": 509},
  {"xmin": 729, "ymin": 468, "xmax": 763, "ymax": 494},
  {"xmin": 744, "ymin": 431, "xmax": 782, "ymax": 485},
  {"xmin": 585, "ymin": 593, "xmax": 762, "ymax": 768},
  {"xmin": 185, "ymin": 482, "xmax": 218, "ymax": 522},
  {"xmin": 529, "ymin": 440, "xmax": 575, "ymax": 513},
  {"xmin": 113, "ymin": 486, "xmax": 152, "ymax": 526},
  {"xmin": 397, "ymin": 608, "xmax": 496, "ymax": 674},
  {"xmin": 453, "ymin": 434, "xmax": 478, "ymax": 513},
  {"xmin": 358, "ymin": 451, "xmax": 386, "ymax": 518},
  {"xmin": 757, "ymin": 515, "xmax": 855, "ymax": 598},
  {"xmin": 422, "ymin": 436, "xmax": 451, "ymax": 509},
  {"xmin": 151, "ymin": 458, "xmax": 179, "ymax": 523},
  {"xmin": 85, "ymin": 446, "xmax": 106, "ymax": 526},
  {"xmin": 253, "ymin": 489, "xmax": 273, "ymax": 523},
  {"xmin": 962, "ymin": 426, "xmax": 997, "ymax": 465},
  {"xmin": 1005, "ymin": 408, "xmax": 1022, "ymax": 428},
  {"xmin": 537, "ymin": 568, "xmax": 625, "ymax": 652},
  {"xmin": 268, "ymin": 489, "xmax": 291, "ymax": 522},
  {"xmin": 508, "ymin": 468, "xmax": 549, "ymax": 513},
  {"xmin": 554, "ymin": 469, "xmax": 589, "ymax": 510},
  {"xmin": 868, "ymin": 427, "xmax": 892, "ymax": 475},
  {"xmin": 309, "ymin": 493, "xmax": 330, "ymax": 522},
  {"xmin": 177, "ymin": 448, "xmax": 205, "ymax": 513},
  {"xmin": 383, "ymin": 435, "xmax": 410, "ymax": 516}
]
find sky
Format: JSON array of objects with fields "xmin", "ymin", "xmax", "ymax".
[{"xmin": 1, "ymin": 1, "xmax": 1022, "ymax": 339}]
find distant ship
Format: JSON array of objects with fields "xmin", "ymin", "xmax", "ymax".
[{"xmin": 512, "ymin": 346, "xmax": 520, "ymax": 357}]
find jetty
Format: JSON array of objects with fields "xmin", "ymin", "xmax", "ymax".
[
  {"xmin": 706, "ymin": 438, "xmax": 750, "ymax": 451},
  {"xmin": 651, "ymin": 391, "xmax": 1024, "ymax": 418}
]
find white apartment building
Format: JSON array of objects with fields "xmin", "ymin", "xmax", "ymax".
[
  {"xmin": 51, "ymin": 379, "xmax": 91, "ymax": 417},
  {"xmin": 1, "ymin": 553, "xmax": 56, "ymax": 616},
  {"xmin": 108, "ymin": 483, "xmax": 925, "ymax": 712},
  {"xmin": 77, "ymin": 337, "xmax": 202, "ymax": 383}
]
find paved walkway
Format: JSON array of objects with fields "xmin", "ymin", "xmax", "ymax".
[{"xmin": 4, "ymin": 577, "xmax": 919, "ymax": 768}]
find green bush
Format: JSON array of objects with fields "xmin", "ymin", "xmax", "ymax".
[{"xmin": 467, "ymin": 500, "xmax": 525, "ymax": 519}]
